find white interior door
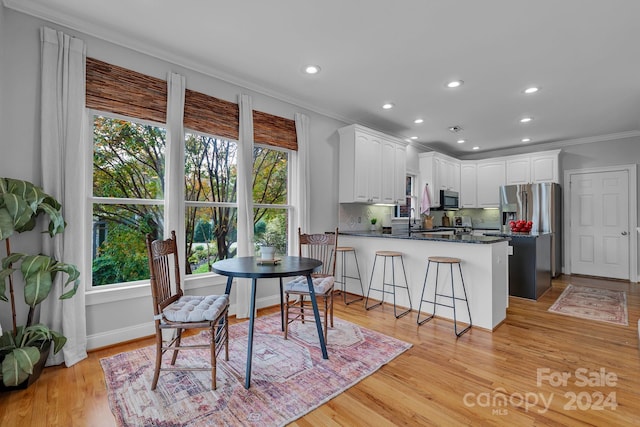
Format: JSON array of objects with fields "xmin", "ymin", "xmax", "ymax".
[{"xmin": 570, "ymin": 170, "xmax": 629, "ymax": 279}]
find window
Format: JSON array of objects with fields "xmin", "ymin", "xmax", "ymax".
[
  {"xmin": 91, "ymin": 114, "xmax": 165, "ymax": 287},
  {"xmin": 253, "ymin": 145, "xmax": 289, "ymax": 256},
  {"xmin": 184, "ymin": 132, "xmax": 238, "ymax": 275},
  {"xmin": 396, "ymin": 174, "xmax": 418, "ymax": 218},
  {"xmin": 86, "ymin": 60, "xmax": 299, "ymax": 290}
]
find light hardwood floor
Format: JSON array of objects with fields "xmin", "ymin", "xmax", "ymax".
[{"xmin": 1, "ymin": 275, "xmax": 639, "ymax": 426}]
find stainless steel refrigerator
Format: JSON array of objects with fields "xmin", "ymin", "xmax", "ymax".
[{"xmin": 499, "ymin": 183, "xmax": 561, "ymax": 277}]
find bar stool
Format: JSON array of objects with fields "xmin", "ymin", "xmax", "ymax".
[
  {"xmin": 365, "ymin": 251, "xmax": 412, "ymax": 318},
  {"xmin": 334, "ymin": 246, "xmax": 365, "ymax": 305},
  {"xmin": 417, "ymin": 256, "xmax": 472, "ymax": 337}
]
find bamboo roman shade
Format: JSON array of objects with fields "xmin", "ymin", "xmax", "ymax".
[
  {"xmin": 253, "ymin": 110, "xmax": 298, "ymax": 151},
  {"xmin": 86, "ymin": 58, "xmax": 297, "ymax": 150},
  {"xmin": 86, "ymin": 57, "xmax": 167, "ymax": 123},
  {"xmin": 184, "ymin": 89, "xmax": 239, "ymax": 141}
]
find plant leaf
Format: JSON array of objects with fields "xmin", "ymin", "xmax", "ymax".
[
  {"xmin": 1, "ymin": 347, "xmax": 40, "ymax": 386},
  {"xmin": 23, "ymin": 269, "xmax": 53, "ymax": 308},
  {"xmin": 0, "ymin": 207, "xmax": 15, "ymax": 240}
]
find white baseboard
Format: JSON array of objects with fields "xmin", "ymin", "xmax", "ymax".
[{"xmin": 87, "ymin": 296, "xmax": 283, "ymax": 350}]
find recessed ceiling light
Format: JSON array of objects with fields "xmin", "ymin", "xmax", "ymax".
[
  {"xmin": 303, "ymin": 65, "xmax": 321, "ymax": 74},
  {"xmin": 520, "ymin": 117, "xmax": 533, "ymax": 123},
  {"xmin": 446, "ymin": 80, "xmax": 464, "ymax": 88},
  {"xmin": 410, "ymin": 136, "xmax": 418, "ymax": 140},
  {"xmin": 414, "ymin": 118, "xmax": 424, "ymax": 124},
  {"xmin": 521, "ymin": 138, "xmax": 532, "ymax": 143},
  {"xmin": 472, "ymin": 146, "xmax": 480, "ymax": 150},
  {"xmin": 524, "ymin": 87, "xmax": 539, "ymax": 94},
  {"xmin": 382, "ymin": 102, "xmax": 395, "ymax": 110},
  {"xmin": 457, "ymin": 139, "xmax": 466, "ymax": 144}
]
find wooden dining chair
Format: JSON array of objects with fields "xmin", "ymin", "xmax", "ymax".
[
  {"xmin": 284, "ymin": 228, "xmax": 338, "ymax": 342},
  {"xmin": 145, "ymin": 230, "xmax": 229, "ymax": 390}
]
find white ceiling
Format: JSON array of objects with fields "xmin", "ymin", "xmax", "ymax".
[{"xmin": 5, "ymin": 0, "xmax": 640, "ymax": 156}]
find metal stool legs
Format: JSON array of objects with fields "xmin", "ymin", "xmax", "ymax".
[
  {"xmin": 334, "ymin": 248, "xmax": 365, "ymax": 305},
  {"xmin": 365, "ymin": 251, "xmax": 412, "ymax": 318},
  {"xmin": 417, "ymin": 257, "xmax": 472, "ymax": 337}
]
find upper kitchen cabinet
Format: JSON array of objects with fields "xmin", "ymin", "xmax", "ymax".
[
  {"xmin": 505, "ymin": 150, "xmax": 561, "ymax": 184},
  {"xmin": 476, "ymin": 159, "xmax": 505, "ymax": 207},
  {"xmin": 505, "ymin": 155, "xmax": 531, "ymax": 185},
  {"xmin": 530, "ymin": 150, "xmax": 560, "ymax": 183},
  {"xmin": 394, "ymin": 142, "xmax": 407, "ymax": 205},
  {"xmin": 460, "ymin": 161, "xmax": 477, "ymax": 208},
  {"xmin": 338, "ymin": 124, "xmax": 406, "ymax": 204},
  {"xmin": 419, "ymin": 152, "xmax": 460, "ymax": 208}
]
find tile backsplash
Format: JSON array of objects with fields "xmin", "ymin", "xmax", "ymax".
[
  {"xmin": 338, "ymin": 204, "xmax": 395, "ymax": 231},
  {"xmin": 338, "ymin": 203, "xmax": 500, "ymax": 231}
]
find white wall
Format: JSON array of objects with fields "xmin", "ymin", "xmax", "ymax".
[
  {"xmin": 0, "ymin": 7, "xmax": 346, "ymax": 346},
  {"xmin": 2, "ymin": 5, "xmax": 638, "ymax": 346}
]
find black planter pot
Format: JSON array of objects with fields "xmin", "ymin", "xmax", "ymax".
[{"xmin": 0, "ymin": 341, "xmax": 51, "ymax": 392}]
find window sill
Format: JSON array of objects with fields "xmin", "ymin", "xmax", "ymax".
[{"xmin": 85, "ymin": 273, "xmax": 230, "ymax": 306}]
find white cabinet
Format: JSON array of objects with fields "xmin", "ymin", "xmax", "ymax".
[
  {"xmin": 394, "ymin": 143, "xmax": 407, "ymax": 205},
  {"xmin": 419, "ymin": 152, "xmax": 460, "ymax": 208},
  {"xmin": 460, "ymin": 161, "xmax": 477, "ymax": 208},
  {"xmin": 506, "ymin": 150, "xmax": 560, "ymax": 184},
  {"xmin": 338, "ymin": 125, "xmax": 407, "ymax": 204},
  {"xmin": 530, "ymin": 150, "xmax": 560, "ymax": 183},
  {"xmin": 505, "ymin": 155, "xmax": 531, "ymax": 185},
  {"xmin": 476, "ymin": 160, "xmax": 505, "ymax": 207}
]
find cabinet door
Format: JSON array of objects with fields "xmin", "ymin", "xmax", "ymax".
[
  {"xmin": 476, "ymin": 160, "xmax": 505, "ymax": 207},
  {"xmin": 531, "ymin": 153, "xmax": 558, "ymax": 183},
  {"xmin": 506, "ymin": 156, "xmax": 531, "ymax": 184},
  {"xmin": 460, "ymin": 162, "xmax": 477, "ymax": 208},
  {"xmin": 380, "ymin": 139, "xmax": 396, "ymax": 204},
  {"xmin": 394, "ymin": 143, "xmax": 407, "ymax": 205},
  {"xmin": 366, "ymin": 134, "xmax": 382, "ymax": 203},
  {"xmin": 434, "ymin": 157, "xmax": 446, "ymax": 190},
  {"xmin": 352, "ymin": 132, "xmax": 371, "ymax": 202},
  {"xmin": 451, "ymin": 161, "xmax": 461, "ymax": 193}
]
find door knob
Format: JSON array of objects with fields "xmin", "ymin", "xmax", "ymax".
[{"xmin": 621, "ymin": 231, "xmax": 628, "ymax": 236}]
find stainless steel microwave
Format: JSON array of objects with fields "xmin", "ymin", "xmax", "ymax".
[{"xmin": 439, "ymin": 190, "xmax": 459, "ymax": 210}]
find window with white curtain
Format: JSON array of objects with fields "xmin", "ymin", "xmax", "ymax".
[{"xmin": 86, "ymin": 59, "xmax": 297, "ymax": 289}]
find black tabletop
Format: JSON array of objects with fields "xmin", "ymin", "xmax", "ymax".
[{"xmin": 211, "ymin": 256, "xmax": 322, "ymax": 279}]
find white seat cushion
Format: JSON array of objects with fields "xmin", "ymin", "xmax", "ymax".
[
  {"xmin": 163, "ymin": 294, "xmax": 229, "ymax": 322},
  {"xmin": 285, "ymin": 275, "xmax": 334, "ymax": 294}
]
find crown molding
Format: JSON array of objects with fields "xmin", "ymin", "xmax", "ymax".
[
  {"xmin": 458, "ymin": 130, "xmax": 640, "ymax": 160},
  {"xmin": 2, "ymin": 0, "xmax": 353, "ymax": 126}
]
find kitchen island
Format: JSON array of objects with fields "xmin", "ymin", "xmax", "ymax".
[{"xmin": 338, "ymin": 231, "xmax": 510, "ymax": 331}]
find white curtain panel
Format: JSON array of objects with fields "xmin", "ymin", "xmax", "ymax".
[
  {"xmin": 165, "ymin": 73, "xmax": 186, "ymax": 275},
  {"xmin": 235, "ymin": 94, "xmax": 255, "ymax": 318},
  {"xmin": 39, "ymin": 27, "xmax": 88, "ymax": 367},
  {"xmin": 294, "ymin": 113, "xmax": 311, "ymax": 233}
]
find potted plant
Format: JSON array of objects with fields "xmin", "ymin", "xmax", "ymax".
[
  {"xmin": 255, "ymin": 229, "xmax": 281, "ymax": 260},
  {"xmin": 0, "ymin": 178, "xmax": 80, "ymax": 388},
  {"xmin": 370, "ymin": 217, "xmax": 378, "ymax": 231}
]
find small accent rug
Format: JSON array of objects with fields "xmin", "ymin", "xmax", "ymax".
[
  {"xmin": 101, "ymin": 313, "xmax": 411, "ymax": 426},
  {"xmin": 548, "ymin": 285, "xmax": 628, "ymax": 326}
]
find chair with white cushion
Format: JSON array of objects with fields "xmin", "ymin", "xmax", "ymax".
[
  {"xmin": 145, "ymin": 230, "xmax": 229, "ymax": 390},
  {"xmin": 284, "ymin": 228, "xmax": 338, "ymax": 343}
]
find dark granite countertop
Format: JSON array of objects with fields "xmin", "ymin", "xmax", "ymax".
[
  {"xmin": 483, "ymin": 231, "xmax": 552, "ymax": 239},
  {"xmin": 339, "ymin": 230, "xmax": 510, "ymax": 244}
]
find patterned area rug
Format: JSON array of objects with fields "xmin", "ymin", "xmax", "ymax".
[
  {"xmin": 101, "ymin": 313, "xmax": 411, "ymax": 426},
  {"xmin": 548, "ymin": 285, "xmax": 628, "ymax": 326}
]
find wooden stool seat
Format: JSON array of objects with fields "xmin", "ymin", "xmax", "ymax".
[
  {"xmin": 428, "ymin": 256, "xmax": 461, "ymax": 264},
  {"xmin": 375, "ymin": 250, "xmax": 402, "ymax": 257},
  {"xmin": 336, "ymin": 246, "xmax": 355, "ymax": 252}
]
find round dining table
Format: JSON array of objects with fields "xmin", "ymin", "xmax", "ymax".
[{"xmin": 211, "ymin": 256, "xmax": 326, "ymax": 389}]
